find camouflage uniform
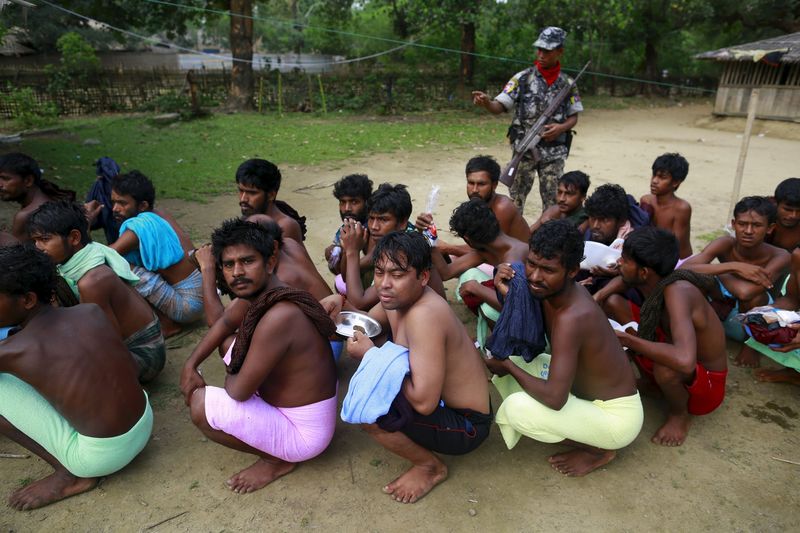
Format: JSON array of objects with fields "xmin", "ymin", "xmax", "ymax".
[{"xmin": 495, "ymin": 66, "xmax": 583, "ymax": 212}]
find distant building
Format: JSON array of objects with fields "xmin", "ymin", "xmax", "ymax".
[{"xmin": 696, "ymin": 32, "xmax": 800, "ymax": 122}]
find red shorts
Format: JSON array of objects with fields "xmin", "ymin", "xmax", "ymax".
[{"xmin": 629, "ymin": 302, "xmax": 727, "ymax": 416}]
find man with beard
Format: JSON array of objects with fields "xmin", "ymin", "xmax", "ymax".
[
  {"xmin": 485, "ymin": 220, "xmax": 642, "ymax": 476},
  {"xmin": 606, "ymin": 227, "xmax": 727, "ymax": 446},
  {"xmin": 236, "ymin": 158, "xmax": 307, "ymax": 244},
  {"xmin": 28, "ymin": 201, "xmax": 166, "ymax": 382},
  {"xmin": 180, "ymin": 219, "xmax": 337, "ymax": 494},
  {"xmin": 529, "ymin": 171, "xmax": 590, "ymax": 233},
  {"xmin": 415, "ymin": 155, "xmax": 529, "ymax": 257},
  {"xmin": 110, "ymin": 171, "xmax": 203, "ymax": 337},
  {"xmin": 682, "ymin": 196, "xmax": 789, "ymax": 365},
  {"xmin": 324, "ymin": 174, "xmax": 373, "ymax": 297},
  {"xmin": 767, "ymin": 178, "xmax": 800, "ymax": 252},
  {"xmin": 0, "ymin": 153, "xmax": 75, "ymax": 242}
]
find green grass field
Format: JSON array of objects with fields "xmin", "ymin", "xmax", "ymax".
[{"xmin": 5, "ymin": 111, "xmax": 508, "ymax": 201}]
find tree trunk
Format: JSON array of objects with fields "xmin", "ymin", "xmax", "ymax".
[
  {"xmin": 228, "ymin": 0, "xmax": 254, "ymax": 110},
  {"xmin": 459, "ymin": 21, "xmax": 476, "ymax": 95},
  {"xmin": 643, "ymin": 38, "xmax": 658, "ymax": 97}
]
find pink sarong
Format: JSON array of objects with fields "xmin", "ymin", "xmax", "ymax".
[{"xmin": 204, "ymin": 341, "xmax": 337, "ymax": 463}]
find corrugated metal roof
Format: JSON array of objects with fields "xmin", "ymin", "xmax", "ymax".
[{"xmin": 695, "ymin": 32, "xmax": 800, "ymax": 63}]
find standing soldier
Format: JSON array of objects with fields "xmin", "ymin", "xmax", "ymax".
[{"xmin": 473, "ymin": 27, "xmax": 583, "ymax": 213}]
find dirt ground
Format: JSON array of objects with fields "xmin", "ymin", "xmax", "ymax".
[{"xmin": 2, "ymin": 103, "xmax": 799, "ymax": 532}]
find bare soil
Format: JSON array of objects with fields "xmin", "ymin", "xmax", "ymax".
[{"xmin": 2, "ymin": 104, "xmax": 799, "ymax": 532}]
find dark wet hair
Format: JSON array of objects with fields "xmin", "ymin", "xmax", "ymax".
[
  {"xmin": 367, "ymin": 183, "xmax": 412, "ymax": 222},
  {"xmin": 584, "ymin": 183, "xmax": 628, "ymax": 222},
  {"xmin": 236, "ymin": 158, "xmax": 281, "ymax": 194},
  {"xmin": 333, "ymin": 174, "xmax": 373, "ymax": 201},
  {"xmin": 0, "ymin": 244, "xmax": 57, "ymax": 304},
  {"xmin": 28, "ymin": 201, "xmax": 91, "ymax": 245},
  {"xmin": 112, "ymin": 170, "xmax": 156, "ymax": 208},
  {"xmin": 450, "ymin": 199, "xmax": 500, "ymax": 246},
  {"xmin": 0, "ymin": 152, "xmax": 76, "ymax": 202},
  {"xmin": 652, "ymin": 153, "xmax": 689, "ymax": 182},
  {"xmin": 734, "ymin": 196, "xmax": 777, "ymax": 225},
  {"xmin": 465, "ymin": 155, "xmax": 501, "ymax": 183},
  {"xmin": 372, "ymin": 231, "xmax": 431, "ymax": 276},
  {"xmin": 558, "ymin": 170, "xmax": 590, "ymax": 195},
  {"xmin": 529, "ymin": 219, "xmax": 584, "ymax": 271},
  {"xmin": 622, "ymin": 226, "xmax": 678, "ymax": 278},
  {"xmin": 775, "ymin": 178, "xmax": 800, "ymax": 208}
]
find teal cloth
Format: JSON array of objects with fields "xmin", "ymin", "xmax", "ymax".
[
  {"xmin": 58, "ymin": 242, "xmax": 139, "ymax": 297},
  {"xmin": 119, "ymin": 212, "xmax": 183, "ymax": 271},
  {"xmin": 456, "ymin": 268, "xmax": 500, "ymax": 351}
]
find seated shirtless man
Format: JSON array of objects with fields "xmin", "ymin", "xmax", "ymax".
[
  {"xmin": 441, "ymin": 199, "xmax": 529, "ymax": 327},
  {"xmin": 767, "ymin": 178, "xmax": 800, "ymax": 252},
  {"xmin": 485, "ymin": 220, "xmax": 643, "ymax": 476},
  {"xmin": 180, "ymin": 219, "xmax": 337, "ymax": 494},
  {"xmin": 28, "ymin": 201, "xmax": 166, "ymax": 382},
  {"xmin": 0, "ymin": 245, "xmax": 152, "ymax": 510},
  {"xmin": 110, "ymin": 171, "xmax": 203, "ymax": 336},
  {"xmin": 343, "ymin": 231, "xmax": 491, "ymax": 503},
  {"xmin": 529, "ymin": 170, "xmax": 590, "ymax": 234},
  {"xmin": 236, "ymin": 158, "xmax": 307, "ymax": 243},
  {"xmin": 0, "ymin": 152, "xmax": 75, "ymax": 242},
  {"xmin": 639, "ymin": 153, "xmax": 692, "ymax": 259},
  {"xmin": 682, "ymin": 196, "xmax": 790, "ymax": 364},
  {"xmin": 607, "ymin": 227, "xmax": 727, "ymax": 446},
  {"xmin": 415, "ymin": 155, "xmax": 529, "ymax": 257}
]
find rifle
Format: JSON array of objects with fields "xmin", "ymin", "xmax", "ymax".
[{"xmin": 499, "ymin": 61, "xmax": 591, "ymax": 187}]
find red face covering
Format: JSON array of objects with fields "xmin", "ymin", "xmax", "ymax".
[{"xmin": 535, "ymin": 60, "xmax": 561, "ymax": 86}]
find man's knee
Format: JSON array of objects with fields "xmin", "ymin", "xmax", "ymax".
[
  {"xmin": 189, "ymin": 388, "xmax": 208, "ymax": 428},
  {"xmin": 652, "ymin": 363, "xmax": 688, "ymax": 386}
]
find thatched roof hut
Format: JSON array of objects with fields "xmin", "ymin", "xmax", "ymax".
[{"xmin": 696, "ymin": 32, "xmax": 800, "ymax": 122}]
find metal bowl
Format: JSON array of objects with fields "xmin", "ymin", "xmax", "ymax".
[{"xmin": 335, "ymin": 311, "xmax": 382, "ymax": 338}]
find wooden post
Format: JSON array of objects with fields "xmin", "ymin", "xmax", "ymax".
[
  {"xmin": 277, "ymin": 70, "xmax": 283, "ymax": 115},
  {"xmin": 318, "ymin": 74, "xmax": 327, "ymax": 114},
  {"xmin": 258, "ymin": 76, "xmax": 263, "ymax": 113},
  {"xmin": 728, "ymin": 88, "xmax": 760, "ymax": 221}
]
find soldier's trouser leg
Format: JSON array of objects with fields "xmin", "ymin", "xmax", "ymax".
[
  {"xmin": 509, "ymin": 157, "xmax": 537, "ymax": 213},
  {"xmin": 538, "ymin": 158, "xmax": 565, "ymax": 210}
]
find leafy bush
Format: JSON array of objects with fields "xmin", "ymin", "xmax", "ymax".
[{"xmin": 0, "ymin": 85, "xmax": 59, "ymax": 130}]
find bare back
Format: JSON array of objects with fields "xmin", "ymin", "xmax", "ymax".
[
  {"xmin": 388, "ymin": 287, "xmax": 490, "ymax": 413},
  {"xmin": 547, "ymin": 283, "xmax": 636, "ymax": 401},
  {"xmin": 641, "ymin": 193, "xmax": 692, "ymax": 258},
  {"xmin": 0, "ymin": 305, "xmax": 145, "ymax": 437},
  {"xmin": 278, "ymin": 237, "xmax": 333, "ymax": 300},
  {"xmin": 661, "ymin": 281, "xmax": 727, "ymax": 372},
  {"xmin": 490, "ymin": 194, "xmax": 530, "ymax": 243}
]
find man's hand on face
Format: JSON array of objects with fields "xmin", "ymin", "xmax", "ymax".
[
  {"xmin": 347, "ymin": 330, "xmax": 374, "ymax": 360},
  {"xmin": 340, "ymin": 219, "xmax": 368, "ymax": 254}
]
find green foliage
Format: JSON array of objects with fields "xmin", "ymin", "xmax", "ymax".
[
  {"xmin": 56, "ymin": 32, "xmax": 100, "ymax": 75},
  {"xmin": 138, "ymin": 91, "xmax": 219, "ymax": 119},
  {"xmin": 0, "ymin": 85, "xmax": 59, "ymax": 130}
]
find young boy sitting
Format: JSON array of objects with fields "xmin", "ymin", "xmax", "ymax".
[
  {"xmin": 767, "ymin": 177, "xmax": 800, "ymax": 252},
  {"xmin": 529, "ymin": 171, "xmax": 590, "ymax": 233},
  {"xmin": 639, "ymin": 153, "xmax": 693, "ymax": 259},
  {"xmin": 0, "ymin": 245, "xmax": 152, "ymax": 510}
]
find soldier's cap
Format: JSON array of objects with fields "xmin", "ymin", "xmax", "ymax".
[{"xmin": 534, "ymin": 27, "xmax": 567, "ymax": 50}]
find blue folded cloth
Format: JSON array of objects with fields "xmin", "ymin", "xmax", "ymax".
[
  {"xmin": 86, "ymin": 157, "xmax": 121, "ymax": 244},
  {"xmin": 119, "ymin": 212, "xmax": 184, "ymax": 271},
  {"xmin": 341, "ymin": 341, "xmax": 410, "ymax": 424},
  {"xmin": 485, "ymin": 262, "xmax": 547, "ymax": 362}
]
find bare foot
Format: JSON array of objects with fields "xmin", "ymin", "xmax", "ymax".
[
  {"xmin": 651, "ymin": 413, "xmax": 691, "ymax": 446},
  {"xmin": 225, "ymin": 458, "xmax": 295, "ymax": 494},
  {"xmin": 382, "ymin": 463, "xmax": 448, "ymax": 504},
  {"xmin": 754, "ymin": 367, "xmax": 800, "ymax": 385},
  {"xmin": 733, "ymin": 345, "xmax": 761, "ymax": 368},
  {"xmin": 8, "ymin": 471, "xmax": 97, "ymax": 510},
  {"xmin": 548, "ymin": 449, "xmax": 616, "ymax": 476}
]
